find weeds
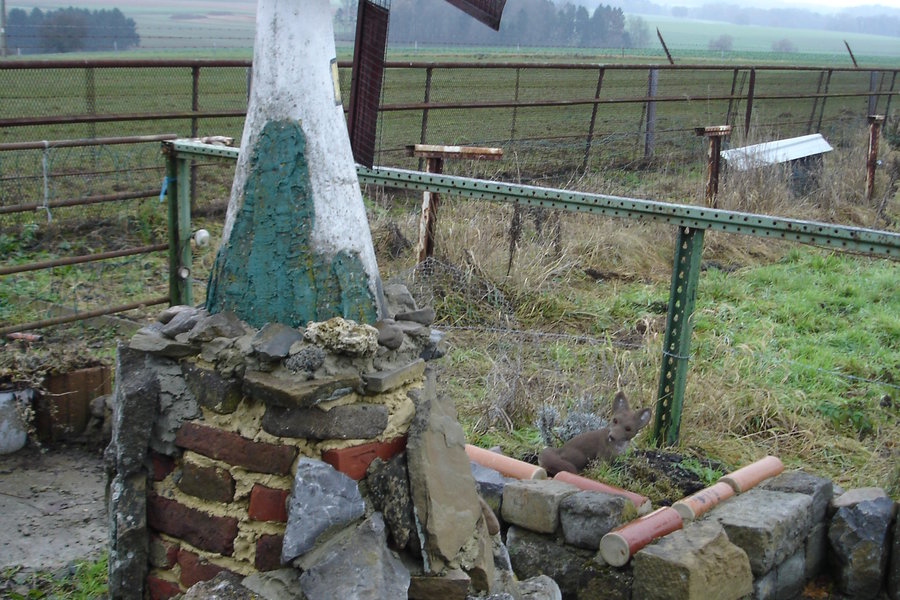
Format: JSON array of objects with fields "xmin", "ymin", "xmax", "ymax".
[{"xmin": 0, "ymin": 555, "xmax": 108, "ymax": 600}]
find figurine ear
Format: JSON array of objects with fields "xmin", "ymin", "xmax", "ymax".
[
  {"xmin": 612, "ymin": 391, "xmax": 628, "ymax": 412},
  {"xmin": 639, "ymin": 408, "xmax": 652, "ymax": 427}
]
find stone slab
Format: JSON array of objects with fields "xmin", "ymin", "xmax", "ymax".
[
  {"xmin": 560, "ymin": 491, "xmax": 627, "ymax": 550},
  {"xmin": 362, "ymin": 359, "xmax": 425, "ymax": 394},
  {"xmin": 262, "ymin": 403, "xmax": 388, "ymax": 440},
  {"xmin": 828, "ymin": 496, "xmax": 896, "ymax": 598},
  {"xmin": 243, "ymin": 370, "xmax": 360, "ymax": 408},
  {"xmin": 760, "ymin": 470, "xmax": 833, "ymax": 523},
  {"xmin": 707, "ymin": 488, "xmax": 812, "ymax": 575},
  {"xmin": 501, "ymin": 479, "xmax": 580, "ymax": 534},
  {"xmin": 633, "ymin": 521, "xmax": 752, "ymax": 600}
]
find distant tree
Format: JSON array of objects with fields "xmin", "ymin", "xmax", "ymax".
[
  {"xmin": 40, "ymin": 10, "xmax": 88, "ymax": 53},
  {"xmin": 671, "ymin": 6, "xmax": 688, "ymax": 18},
  {"xmin": 626, "ymin": 15, "xmax": 650, "ymax": 48},
  {"xmin": 6, "ymin": 7, "xmax": 138, "ymax": 54},
  {"xmin": 708, "ymin": 34, "xmax": 733, "ymax": 52},
  {"xmin": 771, "ymin": 38, "xmax": 797, "ymax": 53}
]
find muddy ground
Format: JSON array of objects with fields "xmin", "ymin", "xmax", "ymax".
[{"xmin": 0, "ymin": 446, "xmax": 107, "ymax": 572}]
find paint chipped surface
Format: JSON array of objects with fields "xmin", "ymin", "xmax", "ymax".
[{"xmin": 207, "ymin": 120, "xmax": 377, "ymax": 328}]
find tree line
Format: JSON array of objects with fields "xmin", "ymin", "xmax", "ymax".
[
  {"xmin": 387, "ymin": 0, "xmax": 634, "ymax": 48},
  {"xmin": 4, "ymin": 8, "xmax": 140, "ymax": 55}
]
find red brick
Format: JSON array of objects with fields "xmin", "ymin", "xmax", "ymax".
[
  {"xmin": 177, "ymin": 549, "xmax": 235, "ymax": 589},
  {"xmin": 248, "ymin": 484, "xmax": 289, "ymax": 522},
  {"xmin": 151, "ymin": 452, "xmax": 175, "ymax": 482},
  {"xmin": 175, "ymin": 422, "xmax": 296, "ymax": 475},
  {"xmin": 149, "ymin": 535, "xmax": 179, "ymax": 569},
  {"xmin": 321, "ymin": 435, "xmax": 407, "ymax": 480},
  {"xmin": 147, "ymin": 575, "xmax": 181, "ymax": 600},
  {"xmin": 255, "ymin": 534, "xmax": 284, "ymax": 572},
  {"xmin": 147, "ymin": 493, "xmax": 238, "ymax": 556},
  {"xmin": 178, "ymin": 461, "xmax": 235, "ymax": 504}
]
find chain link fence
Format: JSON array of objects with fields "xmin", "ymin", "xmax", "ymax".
[{"xmin": 1, "ymin": 59, "xmax": 896, "ymax": 334}]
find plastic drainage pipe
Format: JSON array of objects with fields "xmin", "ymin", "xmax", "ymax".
[
  {"xmin": 672, "ymin": 480, "xmax": 735, "ymax": 521},
  {"xmin": 552, "ymin": 471, "xmax": 652, "ymax": 515},
  {"xmin": 464, "ymin": 444, "xmax": 547, "ymax": 480},
  {"xmin": 721, "ymin": 456, "xmax": 784, "ymax": 493},
  {"xmin": 599, "ymin": 506, "xmax": 684, "ymax": 567}
]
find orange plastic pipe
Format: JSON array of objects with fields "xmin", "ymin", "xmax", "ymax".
[
  {"xmin": 553, "ymin": 471, "xmax": 652, "ymax": 515},
  {"xmin": 672, "ymin": 481, "xmax": 735, "ymax": 521},
  {"xmin": 599, "ymin": 506, "xmax": 683, "ymax": 567},
  {"xmin": 721, "ymin": 456, "xmax": 784, "ymax": 493},
  {"xmin": 464, "ymin": 444, "xmax": 547, "ymax": 480}
]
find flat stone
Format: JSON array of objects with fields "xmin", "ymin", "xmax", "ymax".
[
  {"xmin": 828, "ymin": 496, "xmax": 896, "ymax": 598},
  {"xmin": 396, "ymin": 319, "xmax": 431, "ymax": 339},
  {"xmin": 383, "ymin": 283, "xmax": 418, "ymax": 316},
  {"xmin": 632, "ymin": 521, "xmax": 753, "ymax": 600},
  {"xmin": 243, "ymin": 370, "xmax": 360, "ymax": 408},
  {"xmin": 161, "ymin": 307, "xmax": 208, "ymax": 338},
  {"xmin": 395, "ymin": 307, "xmax": 435, "ymax": 326},
  {"xmin": 363, "ymin": 359, "xmax": 425, "ymax": 394},
  {"xmin": 760, "ymin": 470, "xmax": 832, "ymax": 523},
  {"xmin": 365, "ymin": 454, "xmax": 417, "ymax": 550},
  {"xmin": 506, "ymin": 526, "xmax": 630, "ymax": 599},
  {"xmin": 130, "ymin": 325, "xmax": 197, "ymax": 358},
  {"xmin": 296, "ymin": 513, "xmax": 410, "ymax": 600},
  {"xmin": 109, "ymin": 344, "xmax": 159, "ymax": 476},
  {"xmin": 420, "ymin": 329, "xmax": 447, "ymax": 361},
  {"xmin": 282, "ymin": 458, "xmax": 365, "ymax": 564},
  {"xmin": 188, "ymin": 311, "xmax": 249, "ymax": 343},
  {"xmin": 242, "ymin": 569, "xmax": 305, "ymax": 600},
  {"xmin": 149, "ymin": 356, "xmax": 201, "ymax": 455},
  {"xmin": 560, "ymin": 491, "xmax": 628, "ymax": 550},
  {"xmin": 519, "ymin": 575, "xmax": 562, "ymax": 600},
  {"xmin": 470, "ymin": 462, "xmax": 508, "ymax": 523},
  {"xmin": 182, "ymin": 572, "xmax": 254, "ymax": 600},
  {"xmin": 374, "ymin": 319, "xmax": 404, "ymax": 350},
  {"xmin": 455, "ymin": 519, "xmax": 494, "ymax": 592},
  {"xmin": 830, "ymin": 486, "xmax": 888, "ymax": 515},
  {"xmin": 707, "ymin": 488, "xmax": 812, "ymax": 575},
  {"xmin": 252, "ymin": 323, "xmax": 304, "ymax": 361},
  {"xmin": 284, "ymin": 344, "xmax": 326, "ymax": 375},
  {"xmin": 262, "ymin": 403, "xmax": 388, "ymax": 440},
  {"xmin": 406, "ymin": 367, "xmax": 482, "ymax": 571},
  {"xmin": 408, "ymin": 569, "xmax": 470, "ymax": 600},
  {"xmin": 501, "ymin": 479, "xmax": 580, "ymax": 534},
  {"xmin": 304, "ymin": 318, "xmax": 378, "ymax": 357},
  {"xmin": 754, "ymin": 569, "xmax": 776, "ymax": 600},
  {"xmin": 181, "ymin": 362, "xmax": 242, "ymax": 414},
  {"xmin": 157, "ymin": 304, "xmax": 196, "ymax": 324}
]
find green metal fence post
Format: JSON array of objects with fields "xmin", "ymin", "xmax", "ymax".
[
  {"xmin": 652, "ymin": 225, "xmax": 705, "ymax": 446},
  {"xmin": 164, "ymin": 144, "xmax": 193, "ymax": 306}
]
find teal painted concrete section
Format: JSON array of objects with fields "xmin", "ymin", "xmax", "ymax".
[{"xmin": 206, "ymin": 120, "xmax": 378, "ymax": 328}]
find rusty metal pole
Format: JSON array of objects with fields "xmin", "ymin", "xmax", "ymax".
[
  {"xmin": 866, "ymin": 115, "xmax": 885, "ymax": 203},
  {"xmin": 744, "ymin": 68, "xmax": 756, "ymax": 137},
  {"xmin": 695, "ymin": 126, "xmax": 731, "ymax": 208},
  {"xmin": 417, "ymin": 156, "xmax": 443, "ymax": 264}
]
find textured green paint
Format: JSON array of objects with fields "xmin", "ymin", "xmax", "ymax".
[{"xmin": 206, "ymin": 120, "xmax": 377, "ymax": 328}]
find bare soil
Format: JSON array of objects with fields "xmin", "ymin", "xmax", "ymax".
[{"xmin": 0, "ymin": 445, "xmax": 107, "ymax": 572}]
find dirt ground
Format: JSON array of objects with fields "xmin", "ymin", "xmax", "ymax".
[{"xmin": 0, "ymin": 445, "xmax": 108, "ymax": 571}]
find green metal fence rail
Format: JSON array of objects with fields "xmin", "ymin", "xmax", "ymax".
[{"xmin": 164, "ymin": 139, "xmax": 900, "ymax": 446}]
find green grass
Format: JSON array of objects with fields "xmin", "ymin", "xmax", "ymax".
[{"xmin": 0, "ymin": 554, "xmax": 108, "ymax": 600}]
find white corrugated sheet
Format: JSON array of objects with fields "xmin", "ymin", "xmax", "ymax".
[{"xmin": 720, "ymin": 134, "xmax": 833, "ymax": 170}]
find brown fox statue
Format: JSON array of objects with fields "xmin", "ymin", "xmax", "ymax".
[{"xmin": 538, "ymin": 391, "xmax": 651, "ymax": 476}]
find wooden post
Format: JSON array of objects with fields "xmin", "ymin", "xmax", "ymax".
[
  {"xmin": 582, "ymin": 67, "xmax": 606, "ymax": 171},
  {"xmin": 644, "ymin": 68, "xmax": 658, "ymax": 159},
  {"xmin": 807, "ymin": 70, "xmax": 825, "ymax": 133},
  {"xmin": 816, "ymin": 69, "xmax": 833, "ymax": 133},
  {"xmin": 868, "ymin": 72, "xmax": 879, "ymax": 116},
  {"xmin": 867, "ymin": 115, "xmax": 885, "ymax": 203},
  {"xmin": 695, "ymin": 126, "xmax": 731, "ymax": 208},
  {"xmin": 656, "ymin": 28, "xmax": 674, "ymax": 65},
  {"xmin": 844, "ymin": 40, "xmax": 859, "ymax": 68},
  {"xmin": 407, "ymin": 144, "xmax": 503, "ymax": 264},
  {"xmin": 510, "ymin": 67, "xmax": 521, "ymax": 142},
  {"xmin": 725, "ymin": 69, "xmax": 739, "ymax": 128},
  {"xmin": 744, "ymin": 68, "xmax": 756, "ymax": 136},
  {"xmin": 418, "ymin": 67, "xmax": 433, "ymax": 171}
]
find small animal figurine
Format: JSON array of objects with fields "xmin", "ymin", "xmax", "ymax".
[{"xmin": 538, "ymin": 391, "xmax": 651, "ymax": 476}]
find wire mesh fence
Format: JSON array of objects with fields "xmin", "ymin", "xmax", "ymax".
[{"xmin": 0, "ymin": 58, "xmax": 896, "ymax": 334}]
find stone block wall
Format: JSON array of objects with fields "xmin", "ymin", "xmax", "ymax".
[{"xmin": 473, "ymin": 461, "xmax": 899, "ymax": 600}]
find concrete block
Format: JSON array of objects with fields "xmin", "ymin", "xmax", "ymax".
[
  {"xmin": 559, "ymin": 491, "xmax": 627, "ymax": 550},
  {"xmin": 632, "ymin": 521, "xmax": 753, "ymax": 600},
  {"xmin": 708, "ymin": 488, "xmax": 812, "ymax": 575},
  {"xmin": 501, "ymin": 479, "xmax": 580, "ymax": 534},
  {"xmin": 760, "ymin": 470, "xmax": 832, "ymax": 524}
]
